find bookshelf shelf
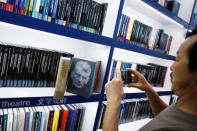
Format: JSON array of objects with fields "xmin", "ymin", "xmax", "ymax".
[
  {"xmin": 0, "ymin": 9, "xmax": 112, "ymax": 47},
  {"xmin": 0, "ymin": 94, "xmax": 101, "ymax": 108},
  {"xmin": 103, "ymin": 91, "xmax": 172, "ymax": 101},
  {"xmin": 113, "ymin": 40, "xmax": 176, "ymax": 61},
  {"xmin": 125, "ymin": 0, "xmax": 189, "ymax": 28}
]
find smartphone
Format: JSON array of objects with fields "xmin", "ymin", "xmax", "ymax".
[{"xmin": 121, "ymin": 70, "xmax": 132, "ymax": 84}]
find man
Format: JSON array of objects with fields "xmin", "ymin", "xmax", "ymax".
[
  {"xmin": 103, "ymin": 29, "xmax": 197, "ymax": 131},
  {"xmin": 70, "ymin": 61, "xmax": 91, "ymax": 89}
]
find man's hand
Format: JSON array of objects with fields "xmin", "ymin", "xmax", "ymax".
[
  {"xmin": 103, "ymin": 70, "xmax": 123, "ymax": 131},
  {"xmin": 126, "ymin": 68, "xmax": 152, "ymax": 92},
  {"xmin": 105, "ymin": 70, "xmax": 124, "ymax": 105}
]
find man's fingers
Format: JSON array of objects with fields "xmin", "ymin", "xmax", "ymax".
[
  {"xmin": 126, "ymin": 68, "xmax": 141, "ymax": 78},
  {"xmin": 116, "ymin": 69, "xmax": 122, "ymax": 80},
  {"xmin": 127, "ymin": 83, "xmax": 141, "ymax": 88}
]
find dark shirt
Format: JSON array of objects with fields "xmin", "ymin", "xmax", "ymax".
[{"xmin": 139, "ymin": 104, "xmax": 197, "ymax": 131}]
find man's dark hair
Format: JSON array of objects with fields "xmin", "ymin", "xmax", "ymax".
[{"xmin": 186, "ymin": 29, "xmax": 197, "ymax": 72}]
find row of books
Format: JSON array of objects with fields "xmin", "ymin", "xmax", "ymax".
[
  {"xmin": 0, "ymin": 42, "xmax": 101, "ymax": 98},
  {"xmin": 0, "ymin": 0, "xmax": 108, "ymax": 35},
  {"xmin": 0, "ymin": 104, "xmax": 86, "ymax": 131},
  {"xmin": 109, "ymin": 60, "xmax": 168, "ymax": 87},
  {"xmin": 169, "ymin": 95, "xmax": 179, "ymax": 105},
  {"xmin": 97, "ymin": 98, "xmax": 154, "ymax": 129},
  {"xmin": 117, "ymin": 14, "xmax": 173, "ymax": 54},
  {"xmin": 0, "ymin": 42, "xmax": 73, "ymax": 88},
  {"xmin": 156, "ymin": 0, "xmax": 180, "ymax": 15}
]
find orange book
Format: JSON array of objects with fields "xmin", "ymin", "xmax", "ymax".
[{"xmin": 59, "ymin": 105, "xmax": 69, "ymax": 131}]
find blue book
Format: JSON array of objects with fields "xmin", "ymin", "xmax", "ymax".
[
  {"xmin": 14, "ymin": 0, "xmax": 21, "ymax": 13},
  {"xmin": 39, "ymin": 107, "xmax": 46, "ymax": 131},
  {"xmin": 47, "ymin": 0, "xmax": 54, "ymax": 21},
  {"xmin": 110, "ymin": 60, "xmax": 117, "ymax": 80},
  {"xmin": 70, "ymin": 104, "xmax": 79, "ymax": 131},
  {"xmin": 65, "ymin": 104, "xmax": 75, "ymax": 131},
  {"xmin": 24, "ymin": 107, "xmax": 30, "ymax": 131},
  {"xmin": 42, "ymin": 0, "xmax": 51, "ymax": 21},
  {"xmin": 88, "ymin": 62, "xmax": 97, "ymax": 97},
  {"xmin": 75, "ymin": 104, "xmax": 83, "ymax": 131},
  {"xmin": 51, "ymin": 0, "xmax": 58, "ymax": 23}
]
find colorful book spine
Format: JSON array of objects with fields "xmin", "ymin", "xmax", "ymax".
[
  {"xmin": 52, "ymin": 105, "xmax": 59, "ymax": 131},
  {"xmin": 7, "ymin": 108, "xmax": 13, "ymax": 131},
  {"xmin": 32, "ymin": 0, "xmax": 40, "ymax": 18},
  {"xmin": 110, "ymin": 60, "xmax": 117, "ymax": 81},
  {"xmin": 3, "ymin": 109, "xmax": 8, "ymax": 131},
  {"xmin": 38, "ymin": 0, "xmax": 45, "ymax": 19},
  {"xmin": 39, "ymin": 107, "xmax": 46, "ymax": 131},
  {"xmin": 5, "ymin": 0, "xmax": 14, "ymax": 12},
  {"xmin": 24, "ymin": 107, "xmax": 30, "ymax": 131},
  {"xmin": 51, "ymin": 0, "xmax": 58, "ymax": 23},
  {"xmin": 0, "ymin": 0, "xmax": 7, "ymax": 10},
  {"xmin": 42, "ymin": 0, "xmax": 50, "ymax": 21},
  {"xmin": 88, "ymin": 62, "xmax": 97, "ymax": 97},
  {"xmin": 24, "ymin": 0, "xmax": 30, "ymax": 15},
  {"xmin": 20, "ymin": 0, "xmax": 26, "ymax": 14},
  {"xmin": 47, "ymin": 0, "xmax": 54, "ymax": 22},
  {"xmin": 27, "ymin": 0, "xmax": 34, "ymax": 16}
]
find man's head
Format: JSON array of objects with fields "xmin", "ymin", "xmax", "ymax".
[
  {"xmin": 170, "ymin": 29, "xmax": 197, "ymax": 97},
  {"xmin": 71, "ymin": 61, "xmax": 91, "ymax": 89}
]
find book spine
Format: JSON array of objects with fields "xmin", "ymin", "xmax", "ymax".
[
  {"xmin": 42, "ymin": 0, "xmax": 50, "ymax": 20},
  {"xmin": 24, "ymin": 0, "xmax": 30, "ymax": 15},
  {"xmin": 19, "ymin": 0, "xmax": 26, "ymax": 14},
  {"xmin": 39, "ymin": 110, "xmax": 46, "ymax": 131},
  {"xmin": 47, "ymin": 110, "xmax": 54, "ymax": 131},
  {"xmin": 51, "ymin": 0, "xmax": 58, "ymax": 23},
  {"xmin": 0, "ymin": 0, "xmax": 6, "ymax": 10},
  {"xmin": 6, "ymin": 0, "xmax": 14, "ymax": 12},
  {"xmin": 27, "ymin": 0, "xmax": 33, "ymax": 16},
  {"xmin": 24, "ymin": 112, "xmax": 30, "ymax": 131},
  {"xmin": 38, "ymin": 0, "xmax": 45, "ymax": 19},
  {"xmin": 54, "ymin": 57, "xmax": 71, "ymax": 100},
  {"xmin": 47, "ymin": 0, "xmax": 54, "ymax": 22},
  {"xmin": 3, "ymin": 114, "xmax": 8, "ymax": 131},
  {"xmin": 32, "ymin": 0, "xmax": 40, "ymax": 18},
  {"xmin": 88, "ymin": 62, "xmax": 97, "ymax": 97}
]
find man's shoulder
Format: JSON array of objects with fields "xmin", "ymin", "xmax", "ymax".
[{"xmin": 139, "ymin": 104, "xmax": 197, "ymax": 131}]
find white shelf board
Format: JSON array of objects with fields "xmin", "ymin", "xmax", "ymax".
[
  {"xmin": 97, "ymin": 118, "xmax": 152, "ymax": 131},
  {"xmin": 124, "ymin": 0, "xmax": 184, "ymax": 28}
]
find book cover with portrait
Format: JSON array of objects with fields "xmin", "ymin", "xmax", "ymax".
[{"xmin": 66, "ymin": 57, "xmax": 99, "ymax": 98}]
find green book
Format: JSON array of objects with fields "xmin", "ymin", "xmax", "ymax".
[
  {"xmin": 25, "ymin": 0, "xmax": 31, "ymax": 15},
  {"xmin": 3, "ymin": 109, "xmax": 8, "ymax": 131}
]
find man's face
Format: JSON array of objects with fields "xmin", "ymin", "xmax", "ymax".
[
  {"xmin": 71, "ymin": 63, "xmax": 91, "ymax": 89},
  {"xmin": 170, "ymin": 35, "xmax": 197, "ymax": 96}
]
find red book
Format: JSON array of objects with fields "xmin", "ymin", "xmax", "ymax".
[
  {"xmin": 166, "ymin": 36, "xmax": 173, "ymax": 54},
  {"xmin": 20, "ymin": 8, "xmax": 25, "ymax": 15},
  {"xmin": 59, "ymin": 105, "xmax": 69, "ymax": 131},
  {"xmin": 120, "ymin": 62, "xmax": 124, "ymax": 70},
  {"xmin": 162, "ymin": 67, "xmax": 168, "ymax": 85},
  {"xmin": 92, "ymin": 61, "xmax": 101, "ymax": 92},
  {"xmin": 0, "ymin": 2, "xmax": 6, "ymax": 10},
  {"xmin": 5, "ymin": 4, "xmax": 13, "ymax": 12}
]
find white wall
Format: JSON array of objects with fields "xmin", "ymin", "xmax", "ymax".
[{"xmin": 176, "ymin": 0, "xmax": 195, "ymax": 22}]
